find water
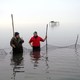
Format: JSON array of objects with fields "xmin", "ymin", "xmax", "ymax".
[
  {"xmin": 0, "ymin": 24, "xmax": 80, "ymax": 80},
  {"xmin": 0, "ymin": 47, "xmax": 80, "ymax": 80}
]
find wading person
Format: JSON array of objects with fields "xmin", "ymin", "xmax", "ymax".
[
  {"xmin": 29, "ymin": 31, "xmax": 47, "ymax": 51},
  {"xmin": 10, "ymin": 32, "xmax": 24, "ymax": 55}
]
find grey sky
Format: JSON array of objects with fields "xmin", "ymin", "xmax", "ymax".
[{"xmin": 0, "ymin": 0, "xmax": 80, "ymax": 27}]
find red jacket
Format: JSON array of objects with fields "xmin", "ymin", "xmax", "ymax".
[{"xmin": 29, "ymin": 36, "xmax": 44, "ymax": 47}]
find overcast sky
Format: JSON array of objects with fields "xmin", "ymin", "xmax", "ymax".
[{"xmin": 0, "ymin": 0, "xmax": 80, "ymax": 27}]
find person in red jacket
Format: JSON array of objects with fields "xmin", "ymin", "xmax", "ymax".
[{"xmin": 29, "ymin": 31, "xmax": 47, "ymax": 51}]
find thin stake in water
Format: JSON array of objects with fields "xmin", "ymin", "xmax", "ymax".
[
  {"xmin": 46, "ymin": 24, "xmax": 48, "ymax": 48},
  {"xmin": 75, "ymin": 34, "xmax": 79, "ymax": 48},
  {"xmin": 46, "ymin": 24, "xmax": 48, "ymax": 60}
]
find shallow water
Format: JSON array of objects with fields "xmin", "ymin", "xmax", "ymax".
[
  {"xmin": 0, "ymin": 23, "xmax": 80, "ymax": 80},
  {"xmin": 0, "ymin": 47, "xmax": 80, "ymax": 80}
]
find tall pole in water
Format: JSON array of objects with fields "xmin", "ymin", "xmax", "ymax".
[
  {"xmin": 75, "ymin": 34, "xmax": 79, "ymax": 48},
  {"xmin": 11, "ymin": 14, "xmax": 15, "ymax": 37},
  {"xmin": 45, "ymin": 21, "xmax": 59, "ymax": 72},
  {"xmin": 46, "ymin": 24, "xmax": 48, "ymax": 49},
  {"xmin": 46, "ymin": 24, "xmax": 48, "ymax": 60}
]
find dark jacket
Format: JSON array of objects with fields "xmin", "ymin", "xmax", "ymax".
[{"xmin": 10, "ymin": 37, "xmax": 24, "ymax": 53}]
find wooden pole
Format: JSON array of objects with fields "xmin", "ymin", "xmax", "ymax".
[
  {"xmin": 75, "ymin": 34, "xmax": 79, "ymax": 48},
  {"xmin": 46, "ymin": 24, "xmax": 48, "ymax": 48},
  {"xmin": 11, "ymin": 14, "xmax": 15, "ymax": 37},
  {"xmin": 46, "ymin": 24, "xmax": 48, "ymax": 60}
]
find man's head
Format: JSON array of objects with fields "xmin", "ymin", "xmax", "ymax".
[
  {"xmin": 33, "ymin": 31, "xmax": 38, "ymax": 37},
  {"xmin": 15, "ymin": 32, "xmax": 19, "ymax": 38}
]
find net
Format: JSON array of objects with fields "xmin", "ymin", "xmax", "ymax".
[
  {"xmin": 0, "ymin": 49, "xmax": 7, "ymax": 60},
  {"xmin": 41, "ymin": 44, "xmax": 80, "ymax": 51},
  {"xmin": 1, "ymin": 43, "xmax": 80, "ymax": 54}
]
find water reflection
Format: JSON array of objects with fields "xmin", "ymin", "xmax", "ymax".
[
  {"xmin": 29, "ymin": 50, "xmax": 51, "ymax": 80},
  {"xmin": 45, "ymin": 55, "xmax": 49, "ymax": 74},
  {"xmin": 30, "ymin": 51, "xmax": 41, "ymax": 68},
  {"xmin": 10, "ymin": 53, "xmax": 24, "ymax": 80}
]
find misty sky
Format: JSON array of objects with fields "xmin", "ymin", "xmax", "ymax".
[{"xmin": 0, "ymin": 0, "xmax": 80, "ymax": 27}]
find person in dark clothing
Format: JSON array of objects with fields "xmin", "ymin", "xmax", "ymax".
[
  {"xmin": 29, "ymin": 31, "xmax": 47, "ymax": 51},
  {"xmin": 10, "ymin": 32, "xmax": 24, "ymax": 55}
]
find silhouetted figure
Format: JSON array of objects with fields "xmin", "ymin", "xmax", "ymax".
[{"xmin": 10, "ymin": 32, "xmax": 24, "ymax": 55}]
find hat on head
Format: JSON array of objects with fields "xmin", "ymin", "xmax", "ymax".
[
  {"xmin": 34, "ymin": 31, "xmax": 37, "ymax": 34},
  {"xmin": 15, "ymin": 32, "xmax": 19, "ymax": 37}
]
